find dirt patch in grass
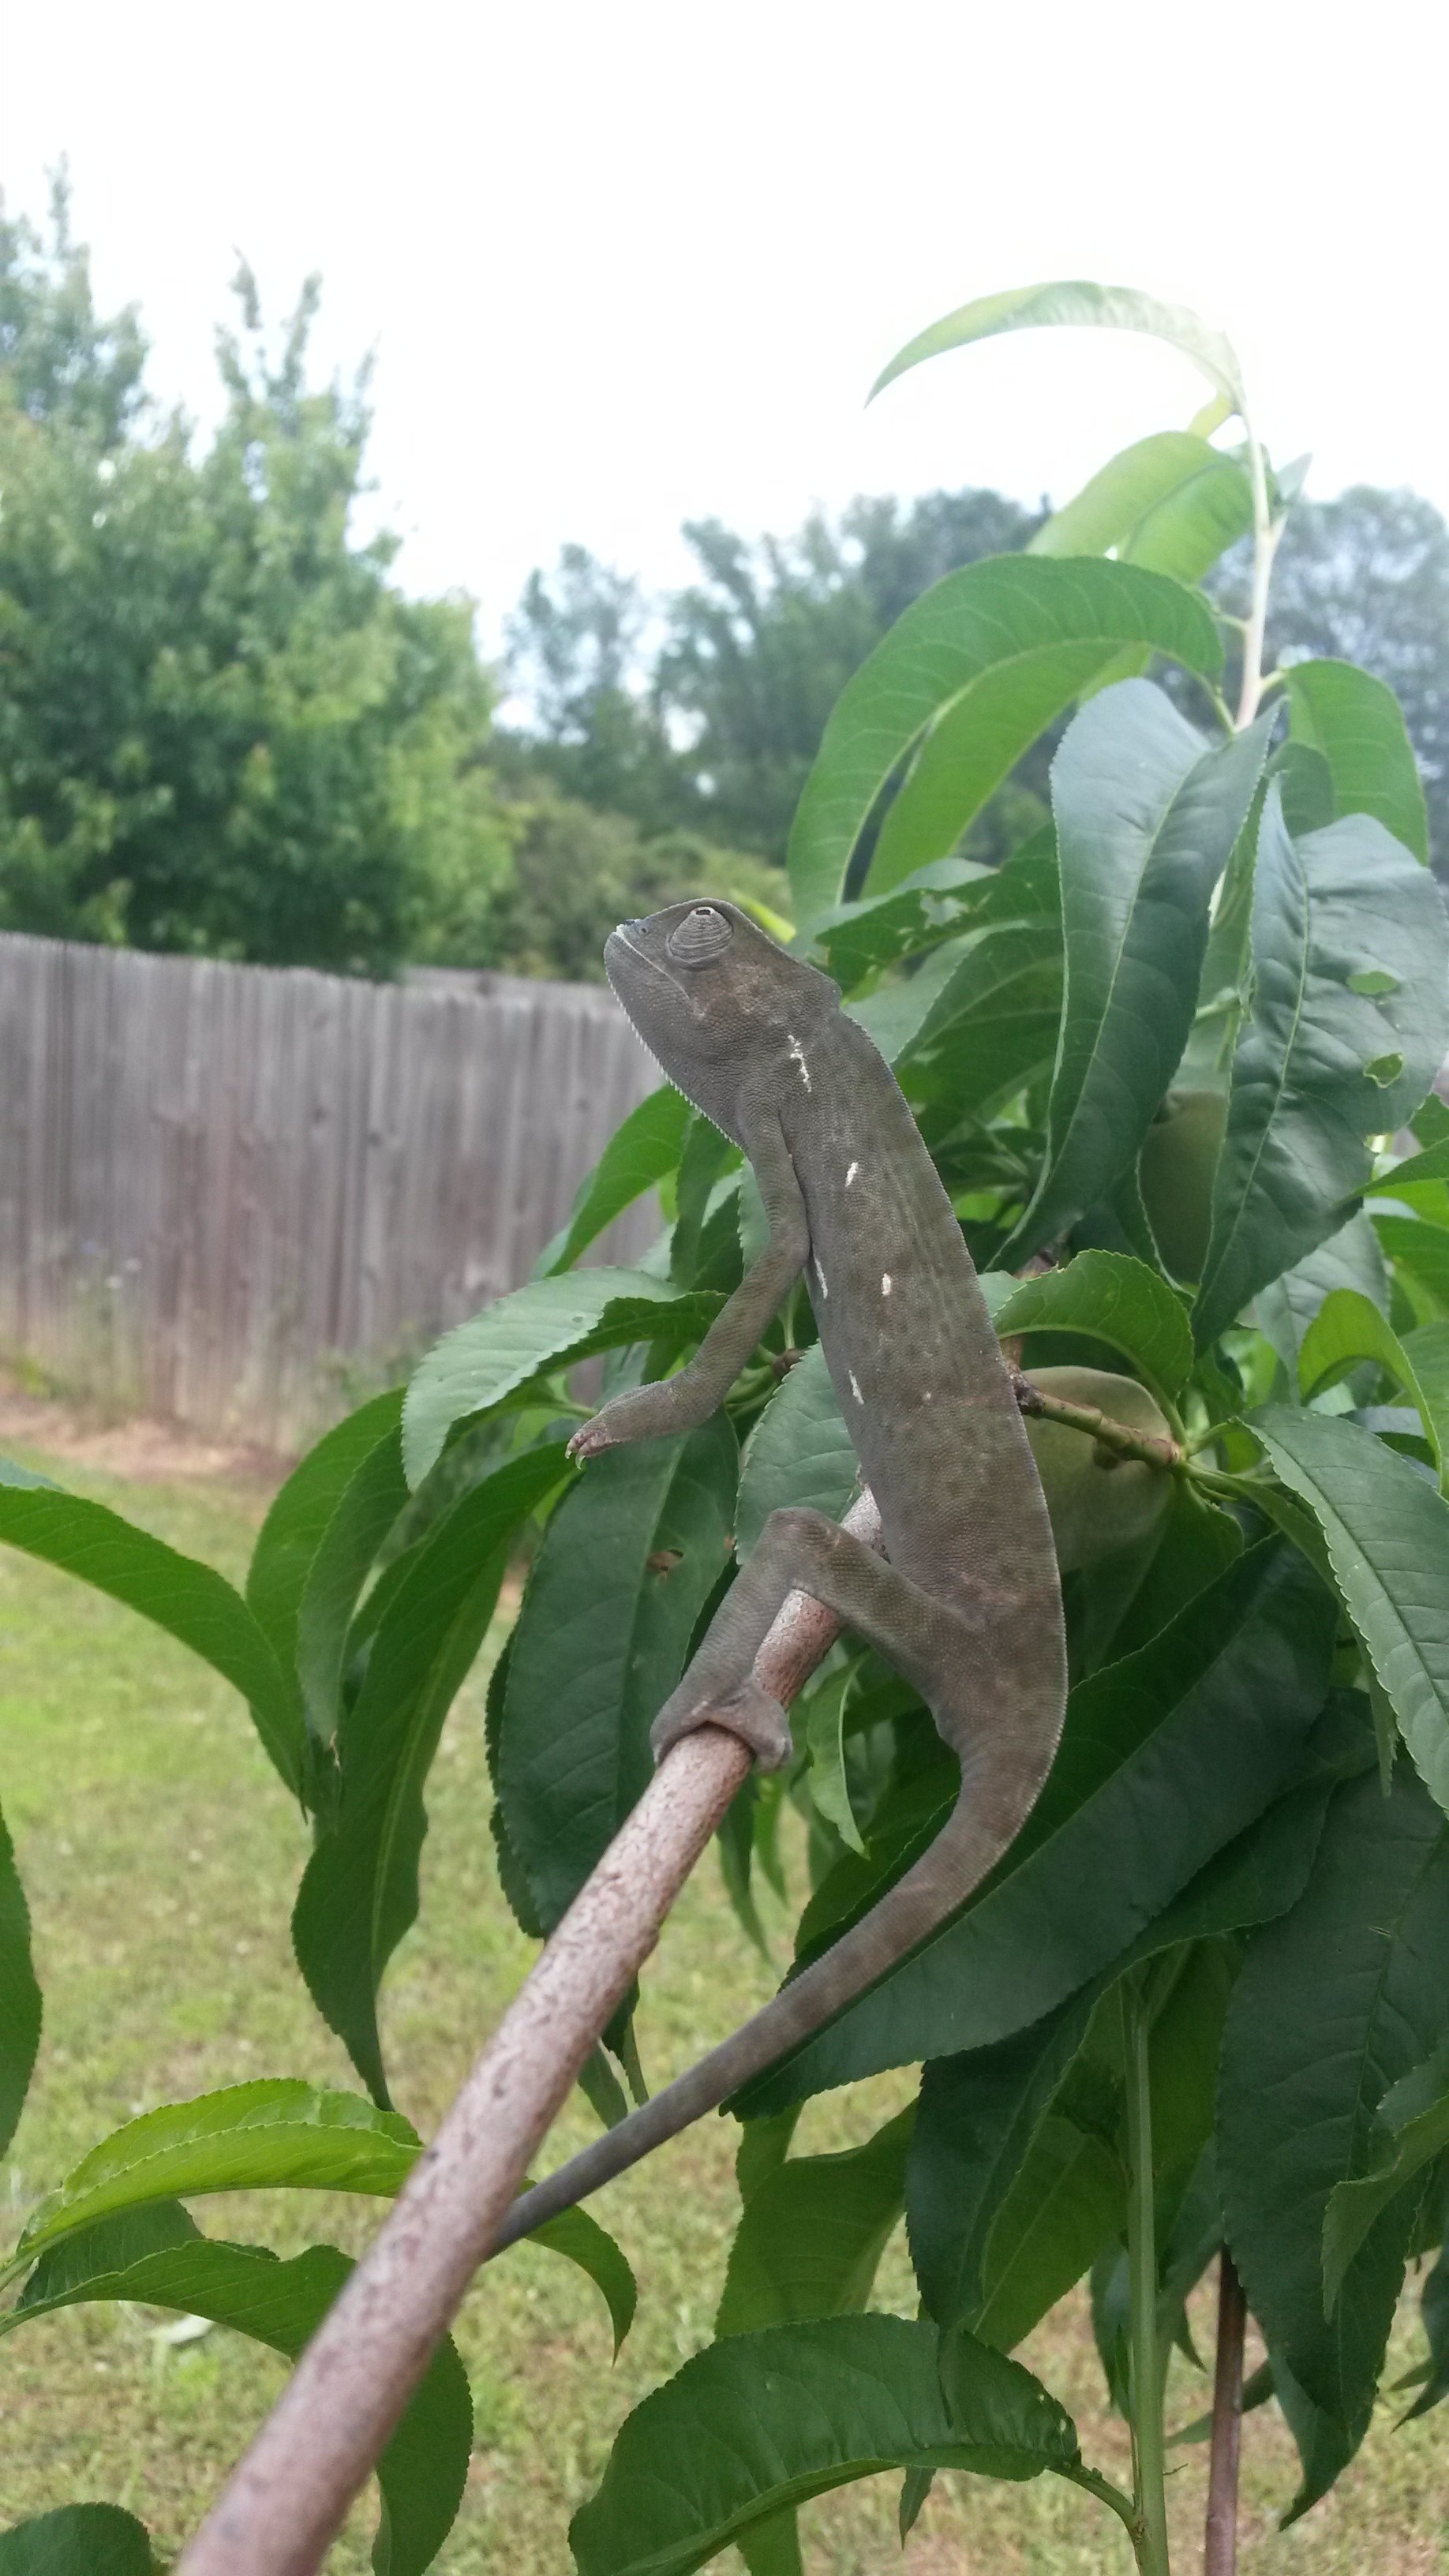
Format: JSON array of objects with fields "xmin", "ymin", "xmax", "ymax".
[{"xmin": 0, "ymin": 1372, "xmax": 286, "ymax": 1493}]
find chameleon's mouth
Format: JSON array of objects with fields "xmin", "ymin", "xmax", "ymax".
[{"xmin": 606, "ymin": 925, "xmax": 673, "ymax": 986}]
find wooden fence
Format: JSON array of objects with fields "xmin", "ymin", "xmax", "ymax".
[{"xmin": 0, "ymin": 934, "xmax": 658, "ymax": 1450}]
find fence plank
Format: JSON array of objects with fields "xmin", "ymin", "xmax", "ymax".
[{"xmin": 0, "ymin": 935, "xmax": 658, "ymax": 1450}]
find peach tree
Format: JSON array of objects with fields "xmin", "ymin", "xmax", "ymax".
[{"xmin": 3, "ymin": 286, "xmax": 1449, "ymax": 2574}]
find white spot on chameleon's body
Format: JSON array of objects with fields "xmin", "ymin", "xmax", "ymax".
[
  {"xmin": 848, "ymin": 1370, "xmax": 864, "ymax": 1406},
  {"xmin": 787, "ymin": 1033, "xmax": 812, "ymax": 1090},
  {"xmin": 881, "ymin": 1272, "xmax": 893, "ymax": 1296},
  {"xmin": 844, "ymin": 1161, "xmax": 859, "ymax": 1187},
  {"xmin": 814, "ymin": 1257, "xmax": 829, "ymax": 1298}
]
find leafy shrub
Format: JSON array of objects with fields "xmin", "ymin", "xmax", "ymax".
[{"xmin": 4, "ymin": 282, "xmax": 1449, "ymax": 2574}]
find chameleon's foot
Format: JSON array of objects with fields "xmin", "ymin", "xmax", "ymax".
[
  {"xmin": 566, "ymin": 1414, "xmax": 618, "ymax": 1462},
  {"xmin": 651, "ymin": 1675, "xmax": 792, "ymax": 1772}
]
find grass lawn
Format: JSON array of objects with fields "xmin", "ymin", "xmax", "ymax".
[{"xmin": 1, "ymin": 1400, "xmax": 1447, "ymax": 2570}]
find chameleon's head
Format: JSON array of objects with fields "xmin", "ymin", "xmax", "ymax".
[{"xmin": 605, "ymin": 900, "xmax": 840, "ymax": 1135}]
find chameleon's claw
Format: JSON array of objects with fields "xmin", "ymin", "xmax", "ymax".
[{"xmin": 566, "ymin": 1417, "xmax": 617, "ymax": 1462}]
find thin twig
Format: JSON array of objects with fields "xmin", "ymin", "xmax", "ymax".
[
  {"xmin": 1122, "ymin": 1976, "xmax": 1172, "ymax": 2576},
  {"xmin": 175, "ymin": 1493, "xmax": 884, "ymax": 2576},
  {"xmin": 1062, "ymin": 2462, "xmax": 1142, "ymax": 2543},
  {"xmin": 1012, "ymin": 1370, "xmax": 1184, "ymax": 1472},
  {"xmin": 1204, "ymin": 2248, "xmax": 1246, "ymax": 2576}
]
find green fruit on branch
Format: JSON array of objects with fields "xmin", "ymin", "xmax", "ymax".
[
  {"xmin": 1023, "ymin": 1365, "xmax": 1175, "ymax": 1571},
  {"xmin": 1138, "ymin": 1088, "xmax": 1229, "ymax": 1283}
]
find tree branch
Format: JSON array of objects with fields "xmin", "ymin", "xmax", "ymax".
[
  {"xmin": 175, "ymin": 1492, "xmax": 884, "ymax": 2576},
  {"xmin": 1204, "ymin": 2247, "xmax": 1247, "ymax": 2576}
]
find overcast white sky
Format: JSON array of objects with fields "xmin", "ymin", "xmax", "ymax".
[{"xmin": 3, "ymin": 0, "xmax": 1445, "ymax": 657}]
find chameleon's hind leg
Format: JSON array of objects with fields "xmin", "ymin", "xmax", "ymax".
[{"xmin": 651, "ymin": 1505, "xmax": 968, "ymax": 1773}]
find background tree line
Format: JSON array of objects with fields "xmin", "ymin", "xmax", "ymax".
[{"xmin": 4, "ymin": 177, "xmax": 1449, "ymax": 982}]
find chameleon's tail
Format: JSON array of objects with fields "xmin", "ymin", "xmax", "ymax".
[{"xmin": 485, "ymin": 1761, "xmax": 1032, "ymax": 2260}]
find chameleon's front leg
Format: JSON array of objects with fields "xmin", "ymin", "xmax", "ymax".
[{"xmin": 567, "ymin": 1112, "xmax": 807, "ymax": 1459}]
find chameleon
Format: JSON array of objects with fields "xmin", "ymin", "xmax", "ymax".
[{"xmin": 489, "ymin": 897, "xmax": 1066, "ymax": 2250}]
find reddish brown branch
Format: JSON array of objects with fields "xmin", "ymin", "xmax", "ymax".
[
  {"xmin": 176, "ymin": 1492, "xmax": 883, "ymax": 2576},
  {"xmin": 1204, "ymin": 2246, "xmax": 1247, "ymax": 2576}
]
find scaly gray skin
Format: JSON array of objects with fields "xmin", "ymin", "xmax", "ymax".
[{"xmin": 489, "ymin": 898, "xmax": 1066, "ymax": 2250}]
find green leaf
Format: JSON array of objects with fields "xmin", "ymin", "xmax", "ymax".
[
  {"xmin": 1193, "ymin": 792, "xmax": 1449, "ymax": 1346},
  {"xmin": 736, "ymin": 2514, "xmax": 802, "ymax": 2576},
  {"xmin": 909, "ymin": 1763, "xmax": 1344, "ymax": 2346},
  {"xmin": 1031, "ymin": 432, "xmax": 1253, "ymax": 586},
  {"xmin": 671, "ymin": 1114, "xmax": 742, "ymax": 1286},
  {"xmin": 569, "ymin": 2315, "xmax": 1080, "ymax": 2576},
  {"xmin": 1274, "ymin": 739, "xmax": 1337, "ymax": 837},
  {"xmin": 1401, "ymin": 2244, "xmax": 1449, "ymax": 2420},
  {"xmin": 870, "ymin": 280, "xmax": 1246, "ymax": 415},
  {"xmin": 0, "ymin": 1466, "xmax": 304, "ymax": 1800},
  {"xmin": 528, "ymin": 2203, "xmax": 639, "ymax": 2356},
  {"xmin": 1274, "ymin": 2349, "xmax": 1364, "ymax": 2525},
  {"xmin": 0, "ymin": 2507, "xmax": 156, "ymax": 2574},
  {"xmin": 537, "ymin": 1088, "xmax": 691, "ymax": 1275},
  {"xmin": 498, "ymin": 1418, "xmax": 738, "ymax": 1932},
  {"xmin": 1410, "ymin": 1095, "xmax": 1449, "ymax": 1149},
  {"xmin": 294, "ymin": 1406, "xmax": 411, "ymax": 1743},
  {"xmin": 1007, "ymin": 687, "xmax": 1269, "ymax": 1256},
  {"xmin": 739, "ymin": 1544, "xmax": 1334, "ymax": 2115},
  {"xmin": 1376, "ymin": 1212, "xmax": 1449, "ymax": 1319},
  {"xmin": 1372, "ymin": 1135, "xmax": 1449, "ymax": 1194},
  {"xmin": 908, "ymin": 1996, "xmax": 1096, "ymax": 2333},
  {"xmin": 735, "ymin": 2107, "xmax": 803, "ymax": 2204},
  {"xmin": 714, "ymin": 1777, "xmax": 773, "ymax": 1962},
  {"xmin": 0, "ymin": 1800, "xmax": 40, "ymax": 2160},
  {"xmin": 803, "ymin": 1668, "xmax": 864, "ymax": 1855},
  {"xmin": 807, "ymin": 827, "xmax": 1058, "ymax": 994},
  {"xmin": 1118, "ymin": 1723, "xmax": 1365, "ymax": 1960},
  {"xmin": 1286, "ymin": 659, "xmax": 1429, "ymax": 865},
  {"xmin": 8, "ymin": 2083, "xmax": 417, "ymax": 2269},
  {"xmin": 1252, "ymin": 1406, "xmax": 1449, "ymax": 1811},
  {"xmin": 805, "ymin": 857, "xmax": 993, "ymax": 986},
  {"xmin": 1085, "ymin": 1473, "xmax": 1243, "ymax": 1669},
  {"xmin": 245, "ymin": 1391, "xmax": 405, "ymax": 1690},
  {"xmin": 1404, "ymin": 1327, "xmax": 1449, "ymax": 1477},
  {"xmin": 716, "ymin": 2104, "xmax": 913, "ymax": 2336},
  {"xmin": 867, "ymin": 577, "xmax": 1229, "ymax": 902},
  {"xmin": 575, "ymin": 2042, "xmax": 631, "ymax": 2132},
  {"xmin": 3, "ymin": 2207, "xmax": 470, "ymax": 2576},
  {"xmin": 867, "ymin": 660, "xmax": 1101, "ymax": 894},
  {"xmin": 2, "ymin": 2078, "xmax": 635, "ymax": 2346},
  {"xmin": 402, "ymin": 1271, "xmax": 723, "ymax": 1486},
  {"xmin": 1297, "ymin": 1290, "xmax": 1449, "ymax": 1484},
  {"xmin": 736, "ymin": 1346, "xmax": 859, "ymax": 1558},
  {"xmin": 1253, "ymin": 1215, "xmax": 1390, "ymax": 1377},
  {"xmin": 992, "ymin": 1250, "xmax": 1193, "ymax": 1407},
  {"xmin": 786, "ymin": 557, "xmax": 1222, "ymax": 922},
  {"xmin": 881, "ymin": 921, "xmax": 1062, "ymax": 1099},
  {"xmin": 294, "ymin": 1444, "xmax": 569, "ymax": 2101},
  {"xmin": 968, "ymin": 2109, "xmax": 1124, "ymax": 2357},
  {"xmin": 1219, "ymin": 1764, "xmax": 1449, "ymax": 2426},
  {"xmin": 1324, "ymin": 2037, "xmax": 1449, "ymax": 2307}
]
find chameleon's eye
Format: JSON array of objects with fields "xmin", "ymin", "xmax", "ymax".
[{"xmin": 667, "ymin": 906, "xmax": 733, "ymax": 966}]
